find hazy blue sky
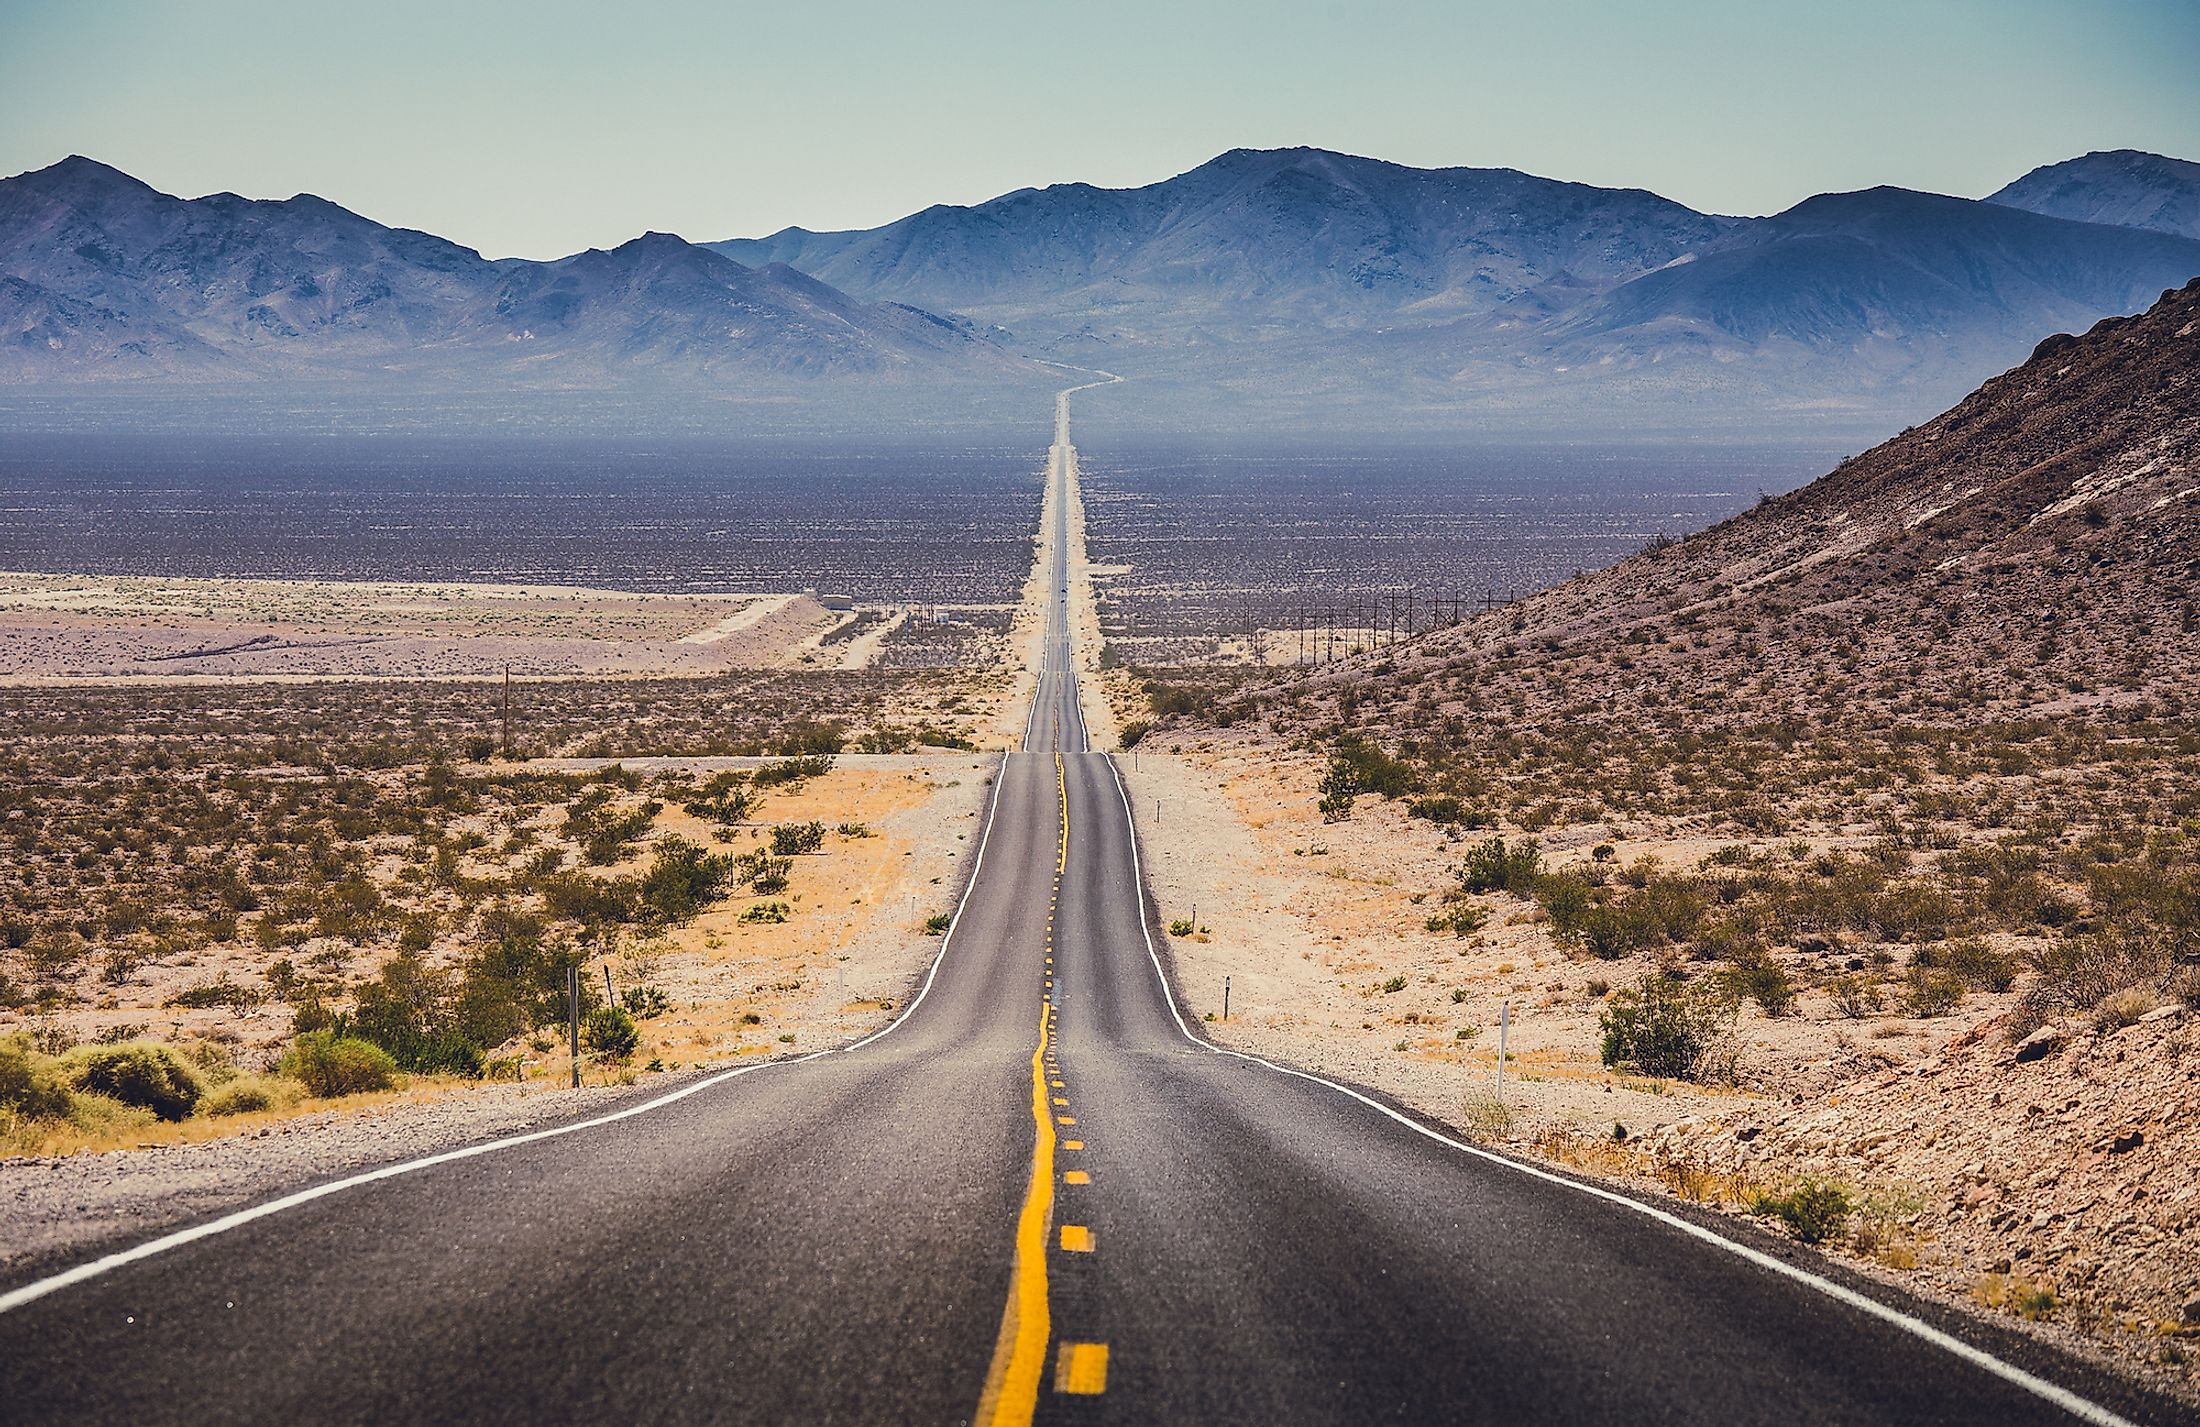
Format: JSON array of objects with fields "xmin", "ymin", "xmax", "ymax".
[{"xmin": 3, "ymin": 0, "xmax": 2194, "ymax": 259}]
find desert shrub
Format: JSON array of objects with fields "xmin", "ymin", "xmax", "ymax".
[
  {"xmin": 1935, "ymin": 937, "xmax": 2020, "ymax": 993},
  {"xmin": 1381, "ymin": 975, "xmax": 1407, "ymax": 994},
  {"xmin": 733, "ymin": 849, "xmax": 792, "ymax": 896},
  {"xmin": 1534, "ymin": 871, "xmax": 1593, "ymax": 937},
  {"xmin": 771, "ymin": 822, "xmax": 826, "ymax": 857},
  {"xmin": 1826, "ymin": 974, "xmax": 1882, "ymax": 1019},
  {"xmin": 1168, "ymin": 919, "xmax": 1194, "ymax": 936},
  {"xmin": 753, "ymin": 755, "xmax": 834, "ymax": 789},
  {"xmin": 776, "ymin": 720, "xmax": 846, "ymax": 756},
  {"xmin": 1750, "ymin": 1179, "xmax": 1852, "ymax": 1244},
  {"xmin": 1901, "ymin": 964, "xmax": 1967, "ymax": 1017},
  {"xmin": 639, "ymin": 837, "xmax": 738, "ymax": 924},
  {"xmin": 922, "ymin": 912, "xmax": 952, "ymax": 935},
  {"xmin": 1424, "ymin": 902, "xmax": 1489, "ymax": 937},
  {"xmin": 1722, "ymin": 950, "xmax": 1798, "ymax": 1016},
  {"xmin": 59, "ymin": 1041, "xmax": 203, "ymax": 1121},
  {"xmin": 1318, "ymin": 736, "xmax": 1416, "ymax": 819},
  {"xmin": 542, "ymin": 871, "xmax": 643, "ymax": 925},
  {"xmin": 162, "ymin": 975, "xmax": 261, "ymax": 1010},
  {"xmin": 739, "ymin": 901, "xmax": 790, "ymax": 925},
  {"xmin": 351, "ymin": 951, "xmax": 485, "ymax": 1076},
  {"xmin": 0, "ymin": 1033, "xmax": 73, "ymax": 1119},
  {"xmin": 2024, "ymin": 928, "xmax": 2174, "ymax": 1020},
  {"xmin": 1118, "ymin": 720, "xmax": 1150, "ymax": 749},
  {"xmin": 202, "ymin": 1074, "xmax": 298, "ymax": 1117},
  {"xmin": 621, "ymin": 985, "xmax": 672, "ymax": 1018},
  {"xmin": 1575, "ymin": 902, "xmax": 1662, "ymax": 961},
  {"xmin": 282, "ymin": 1032, "xmax": 398, "ymax": 1097},
  {"xmin": 682, "ymin": 771, "xmax": 755, "ymax": 825},
  {"xmin": 1597, "ymin": 975, "xmax": 1724, "ymax": 1079},
  {"xmin": 1407, "ymin": 796, "xmax": 1492, "ymax": 828},
  {"xmin": 582, "ymin": 1007, "xmax": 640, "ymax": 1060},
  {"xmin": 1457, "ymin": 838, "xmax": 1543, "ymax": 895}
]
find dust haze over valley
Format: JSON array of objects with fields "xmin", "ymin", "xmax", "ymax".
[{"xmin": 5, "ymin": 20, "xmax": 2200, "ymax": 1422}]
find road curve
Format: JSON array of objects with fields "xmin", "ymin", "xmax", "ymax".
[{"xmin": 0, "ymin": 396, "xmax": 2186, "ymax": 1427}]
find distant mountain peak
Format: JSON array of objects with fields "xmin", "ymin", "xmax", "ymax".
[{"xmin": 1989, "ymin": 149, "xmax": 2200, "ymax": 240}]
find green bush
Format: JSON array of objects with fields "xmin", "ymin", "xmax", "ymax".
[
  {"xmin": 740, "ymin": 901, "xmax": 791, "ymax": 925},
  {"xmin": 1318, "ymin": 736, "xmax": 1417, "ymax": 820},
  {"xmin": 0, "ymin": 1033, "xmax": 74, "ymax": 1119},
  {"xmin": 1901, "ymin": 964, "xmax": 1966, "ymax": 1017},
  {"xmin": 1597, "ymin": 975, "xmax": 1722, "ymax": 1080},
  {"xmin": 1722, "ymin": 950, "xmax": 1798, "ymax": 1016},
  {"xmin": 640, "ymin": 836, "xmax": 739, "ymax": 924},
  {"xmin": 59, "ymin": 1042, "xmax": 203, "ymax": 1121},
  {"xmin": 1406, "ymin": 796, "xmax": 1493, "ymax": 828},
  {"xmin": 1457, "ymin": 838, "xmax": 1543, "ymax": 895},
  {"xmin": 202, "ymin": 1075, "xmax": 296, "ymax": 1117},
  {"xmin": 753, "ymin": 754, "xmax": 834, "ymax": 788},
  {"xmin": 771, "ymin": 822, "xmax": 827, "ymax": 857},
  {"xmin": 282, "ymin": 1032, "xmax": 398, "ymax": 1097},
  {"xmin": 1118, "ymin": 720, "xmax": 1151, "ymax": 749},
  {"xmin": 1424, "ymin": 902, "xmax": 1489, "ymax": 937},
  {"xmin": 1750, "ymin": 1180, "xmax": 1853, "ymax": 1244},
  {"xmin": 1939, "ymin": 938, "xmax": 2019, "ymax": 993},
  {"xmin": 1168, "ymin": 919, "xmax": 1195, "ymax": 937},
  {"xmin": 582, "ymin": 1007, "xmax": 641, "ymax": 1060},
  {"xmin": 620, "ymin": 985, "xmax": 672, "ymax": 1018},
  {"xmin": 923, "ymin": 912, "xmax": 952, "ymax": 935}
]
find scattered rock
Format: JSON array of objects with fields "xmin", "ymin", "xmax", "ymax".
[{"xmin": 2013, "ymin": 1024, "xmax": 2067, "ymax": 1064}]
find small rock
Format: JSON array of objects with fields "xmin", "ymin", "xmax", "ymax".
[
  {"xmin": 2013, "ymin": 1025, "xmax": 2067, "ymax": 1064},
  {"xmin": 2183, "ymin": 1298, "xmax": 2200, "ymax": 1326},
  {"xmin": 2138, "ymin": 1004, "xmax": 2183, "ymax": 1025},
  {"xmin": 2109, "ymin": 1129, "xmax": 2144, "ymax": 1154}
]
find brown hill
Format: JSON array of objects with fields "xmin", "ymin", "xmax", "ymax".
[{"xmin": 1297, "ymin": 275, "xmax": 2198, "ymax": 733}]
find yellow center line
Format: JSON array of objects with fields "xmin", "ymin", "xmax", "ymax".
[
  {"xmin": 972, "ymin": 998, "xmax": 1058, "ymax": 1427},
  {"xmin": 973, "ymin": 751, "xmax": 1078, "ymax": 1427}
]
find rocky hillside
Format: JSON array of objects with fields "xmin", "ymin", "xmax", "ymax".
[{"xmin": 1303, "ymin": 275, "xmax": 2199, "ymax": 730}]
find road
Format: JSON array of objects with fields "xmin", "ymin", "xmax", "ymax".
[{"xmin": 0, "ymin": 393, "xmax": 2183, "ymax": 1426}]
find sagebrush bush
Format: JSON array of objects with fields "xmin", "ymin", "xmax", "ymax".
[
  {"xmin": 1597, "ymin": 974, "xmax": 1724, "ymax": 1079},
  {"xmin": 283, "ymin": 1033, "xmax": 398, "ymax": 1097},
  {"xmin": 202, "ymin": 1074, "xmax": 298, "ymax": 1117},
  {"xmin": 0, "ymin": 1033, "xmax": 74, "ymax": 1119},
  {"xmin": 59, "ymin": 1042, "xmax": 202, "ymax": 1121},
  {"xmin": 1750, "ymin": 1180, "xmax": 1853, "ymax": 1244},
  {"xmin": 583, "ymin": 1007, "xmax": 641, "ymax": 1060}
]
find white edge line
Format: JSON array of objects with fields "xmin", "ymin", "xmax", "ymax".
[
  {"xmin": 0, "ymin": 750, "xmax": 1016, "ymax": 1317},
  {"xmin": 1099, "ymin": 756, "xmax": 2137, "ymax": 1427}
]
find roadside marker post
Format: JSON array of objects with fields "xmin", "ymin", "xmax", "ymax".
[
  {"xmin": 1223, "ymin": 976, "xmax": 1231, "ymax": 1023},
  {"xmin": 1495, "ymin": 1000, "xmax": 1510, "ymax": 1101},
  {"xmin": 568, "ymin": 964, "xmax": 581, "ymax": 1089},
  {"xmin": 603, "ymin": 964, "xmax": 615, "ymax": 1009}
]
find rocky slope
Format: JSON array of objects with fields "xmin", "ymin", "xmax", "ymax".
[{"xmin": 1308, "ymin": 274, "xmax": 2199, "ymax": 728}]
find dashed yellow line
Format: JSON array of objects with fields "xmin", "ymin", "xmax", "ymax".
[
  {"xmin": 1055, "ymin": 1342, "xmax": 1109, "ymax": 1395},
  {"xmin": 1060, "ymin": 1225, "xmax": 1095, "ymax": 1253},
  {"xmin": 1063, "ymin": 1170, "xmax": 1090, "ymax": 1185}
]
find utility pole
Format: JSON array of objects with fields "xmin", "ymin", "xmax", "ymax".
[{"xmin": 500, "ymin": 664, "xmax": 512, "ymax": 759}]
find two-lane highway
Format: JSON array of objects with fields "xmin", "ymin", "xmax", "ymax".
[{"xmin": 0, "ymin": 395, "xmax": 2183, "ymax": 1426}]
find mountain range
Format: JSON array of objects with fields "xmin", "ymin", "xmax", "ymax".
[
  {"xmin": 3, "ymin": 147, "xmax": 2197, "ymax": 434},
  {"xmin": 0, "ymin": 157, "xmax": 1037, "ymax": 391}
]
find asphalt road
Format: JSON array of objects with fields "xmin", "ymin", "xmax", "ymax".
[{"xmin": 0, "ymin": 399, "xmax": 2185, "ymax": 1427}]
